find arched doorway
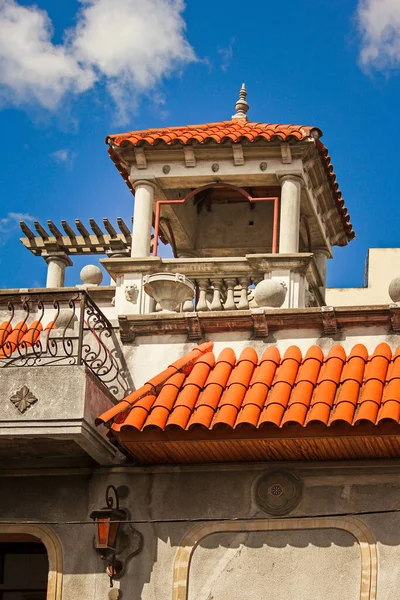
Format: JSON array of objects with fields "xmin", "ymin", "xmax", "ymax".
[
  {"xmin": 0, "ymin": 527, "xmax": 62, "ymax": 600},
  {"xmin": 0, "ymin": 535, "xmax": 48, "ymax": 600}
]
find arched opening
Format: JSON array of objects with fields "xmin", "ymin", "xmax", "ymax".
[
  {"xmin": 0, "ymin": 527, "xmax": 62, "ymax": 600},
  {"xmin": 0, "ymin": 535, "xmax": 48, "ymax": 600},
  {"xmin": 153, "ymin": 183, "xmax": 279, "ymax": 257}
]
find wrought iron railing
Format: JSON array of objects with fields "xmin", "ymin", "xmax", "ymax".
[{"xmin": 0, "ymin": 290, "xmax": 133, "ymax": 401}]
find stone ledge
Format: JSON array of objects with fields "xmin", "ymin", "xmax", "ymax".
[
  {"xmin": 101, "ymin": 253, "xmax": 315, "ymax": 278},
  {"xmin": 118, "ymin": 304, "xmax": 400, "ymax": 342}
]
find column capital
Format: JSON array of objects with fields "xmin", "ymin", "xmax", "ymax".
[
  {"xmin": 313, "ymin": 247, "xmax": 331, "ymax": 259},
  {"xmin": 105, "ymin": 249, "xmax": 130, "ymax": 259},
  {"xmin": 42, "ymin": 252, "xmax": 72, "ymax": 267},
  {"xmin": 276, "ymin": 172, "xmax": 305, "ymax": 186},
  {"xmin": 129, "ymin": 178, "xmax": 157, "ymax": 191}
]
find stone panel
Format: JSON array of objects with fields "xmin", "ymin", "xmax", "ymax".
[{"xmin": 188, "ymin": 529, "xmax": 360, "ymax": 600}]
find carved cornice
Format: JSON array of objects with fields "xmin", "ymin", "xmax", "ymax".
[
  {"xmin": 101, "ymin": 254, "xmax": 315, "ymax": 279},
  {"xmin": 118, "ymin": 304, "xmax": 400, "ymax": 342}
]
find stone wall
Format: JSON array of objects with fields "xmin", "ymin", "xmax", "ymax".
[
  {"xmin": 2, "ymin": 462, "xmax": 400, "ymax": 600},
  {"xmin": 327, "ymin": 247, "xmax": 400, "ymax": 306},
  {"xmin": 123, "ymin": 325, "xmax": 400, "ymax": 390}
]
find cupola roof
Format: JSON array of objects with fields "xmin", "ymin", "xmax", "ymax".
[{"xmin": 105, "ymin": 85, "xmax": 354, "ymax": 241}]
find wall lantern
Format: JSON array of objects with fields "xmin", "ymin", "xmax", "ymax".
[{"xmin": 90, "ymin": 485, "xmax": 127, "ymax": 585}]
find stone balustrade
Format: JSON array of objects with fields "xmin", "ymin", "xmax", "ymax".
[
  {"xmin": 181, "ymin": 276, "xmax": 259, "ymax": 312},
  {"xmin": 102, "ymin": 253, "xmax": 325, "ymax": 315}
]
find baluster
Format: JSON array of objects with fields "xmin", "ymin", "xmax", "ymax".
[
  {"xmin": 237, "ymin": 277, "xmax": 250, "ymax": 310},
  {"xmin": 182, "ymin": 299, "xmax": 195, "ymax": 312},
  {"xmin": 210, "ymin": 279, "xmax": 224, "ymax": 311},
  {"xmin": 223, "ymin": 278, "xmax": 237, "ymax": 310},
  {"xmin": 196, "ymin": 279, "xmax": 209, "ymax": 311}
]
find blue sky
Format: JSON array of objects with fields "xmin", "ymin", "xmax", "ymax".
[{"xmin": 0, "ymin": 0, "xmax": 399, "ymax": 289}]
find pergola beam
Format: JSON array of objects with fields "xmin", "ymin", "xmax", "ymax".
[{"xmin": 20, "ymin": 218, "xmax": 132, "ymax": 257}]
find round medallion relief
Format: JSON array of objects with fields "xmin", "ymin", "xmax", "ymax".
[{"xmin": 255, "ymin": 470, "xmax": 302, "ymax": 515}]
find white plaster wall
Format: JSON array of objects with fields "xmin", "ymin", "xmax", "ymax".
[
  {"xmin": 188, "ymin": 529, "xmax": 360, "ymax": 600},
  {"xmin": 126, "ymin": 326, "xmax": 400, "ymax": 388},
  {"xmin": 327, "ymin": 248, "xmax": 400, "ymax": 307}
]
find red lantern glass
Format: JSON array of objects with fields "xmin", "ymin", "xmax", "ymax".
[{"xmin": 90, "ymin": 486, "xmax": 127, "ymax": 558}]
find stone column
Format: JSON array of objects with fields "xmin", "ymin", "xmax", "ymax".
[
  {"xmin": 314, "ymin": 250, "xmax": 329, "ymax": 285},
  {"xmin": 44, "ymin": 253, "xmax": 72, "ymax": 288},
  {"xmin": 314, "ymin": 249, "xmax": 330, "ymax": 301},
  {"xmin": 130, "ymin": 180, "xmax": 156, "ymax": 257},
  {"xmin": 278, "ymin": 175, "xmax": 303, "ymax": 253}
]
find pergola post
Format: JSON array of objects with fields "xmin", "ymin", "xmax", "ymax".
[{"xmin": 44, "ymin": 253, "xmax": 72, "ymax": 288}]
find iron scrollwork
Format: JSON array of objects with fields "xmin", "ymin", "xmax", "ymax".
[{"xmin": 0, "ymin": 290, "xmax": 131, "ymax": 400}]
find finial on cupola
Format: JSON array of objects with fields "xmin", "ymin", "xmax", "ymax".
[{"xmin": 232, "ymin": 83, "xmax": 249, "ymax": 121}]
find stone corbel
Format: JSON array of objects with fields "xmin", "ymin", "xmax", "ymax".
[
  {"xmin": 232, "ymin": 143, "xmax": 245, "ymax": 166},
  {"xmin": 183, "ymin": 146, "xmax": 196, "ymax": 167},
  {"xmin": 118, "ymin": 315, "xmax": 135, "ymax": 343},
  {"xmin": 134, "ymin": 147, "xmax": 147, "ymax": 169},
  {"xmin": 321, "ymin": 306, "xmax": 337, "ymax": 335},
  {"xmin": 389, "ymin": 304, "xmax": 400, "ymax": 333},
  {"xmin": 186, "ymin": 315, "xmax": 202, "ymax": 341},
  {"xmin": 251, "ymin": 309, "xmax": 269, "ymax": 338},
  {"xmin": 280, "ymin": 143, "xmax": 292, "ymax": 164}
]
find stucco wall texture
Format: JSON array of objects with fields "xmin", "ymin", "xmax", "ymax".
[{"xmin": 1, "ymin": 463, "xmax": 400, "ymax": 600}]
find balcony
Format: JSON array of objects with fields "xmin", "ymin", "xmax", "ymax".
[
  {"xmin": 102, "ymin": 253, "xmax": 325, "ymax": 341},
  {"xmin": 0, "ymin": 290, "xmax": 132, "ymax": 467}
]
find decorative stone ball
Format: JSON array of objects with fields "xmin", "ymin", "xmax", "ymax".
[
  {"xmin": 389, "ymin": 277, "xmax": 400, "ymax": 303},
  {"xmin": 80, "ymin": 264, "xmax": 103, "ymax": 286},
  {"xmin": 253, "ymin": 279, "xmax": 287, "ymax": 308}
]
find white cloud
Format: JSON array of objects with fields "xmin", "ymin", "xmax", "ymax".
[
  {"xmin": 0, "ymin": 212, "xmax": 36, "ymax": 245},
  {"xmin": 50, "ymin": 148, "xmax": 76, "ymax": 168},
  {"xmin": 357, "ymin": 0, "xmax": 400, "ymax": 70},
  {"xmin": 50, "ymin": 148, "xmax": 74, "ymax": 164},
  {"xmin": 50, "ymin": 149, "xmax": 69, "ymax": 163},
  {"xmin": 0, "ymin": 0, "xmax": 195, "ymax": 119},
  {"xmin": 0, "ymin": 0, "xmax": 93, "ymax": 108},
  {"xmin": 218, "ymin": 40, "xmax": 234, "ymax": 72},
  {"xmin": 7, "ymin": 212, "xmax": 35, "ymax": 222}
]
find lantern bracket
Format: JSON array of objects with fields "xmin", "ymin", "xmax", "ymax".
[{"xmin": 90, "ymin": 485, "xmax": 131, "ymax": 587}]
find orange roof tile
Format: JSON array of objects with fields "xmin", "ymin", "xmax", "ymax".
[
  {"xmin": 0, "ymin": 320, "xmax": 49, "ymax": 358},
  {"xmin": 107, "ymin": 121, "xmax": 316, "ymax": 148},
  {"xmin": 98, "ymin": 341, "xmax": 400, "ymax": 437},
  {"xmin": 106, "ymin": 120, "xmax": 354, "ymax": 242}
]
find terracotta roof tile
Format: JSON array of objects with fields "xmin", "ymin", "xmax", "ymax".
[
  {"xmin": 120, "ymin": 395, "xmax": 158, "ymax": 431},
  {"xmin": 0, "ymin": 319, "xmax": 51, "ymax": 358},
  {"xmin": 282, "ymin": 346, "xmax": 323, "ymax": 426},
  {"xmin": 98, "ymin": 342, "xmax": 400, "ymax": 436},
  {"xmin": 107, "ymin": 121, "xmax": 314, "ymax": 148},
  {"xmin": 144, "ymin": 373, "xmax": 186, "ymax": 430},
  {"xmin": 96, "ymin": 341, "xmax": 213, "ymax": 427},
  {"xmin": 106, "ymin": 119, "xmax": 354, "ymax": 242}
]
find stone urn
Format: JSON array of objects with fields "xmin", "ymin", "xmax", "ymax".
[
  {"xmin": 143, "ymin": 273, "xmax": 195, "ymax": 312},
  {"xmin": 253, "ymin": 279, "xmax": 287, "ymax": 308}
]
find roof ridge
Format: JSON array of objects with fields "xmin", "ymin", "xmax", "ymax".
[{"xmin": 107, "ymin": 120, "xmax": 315, "ymax": 140}]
